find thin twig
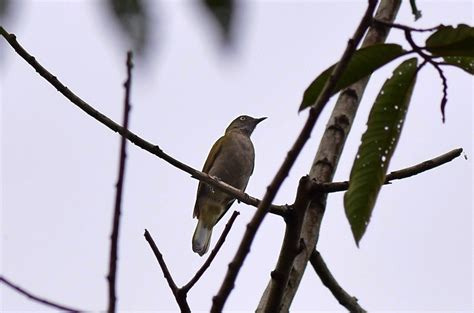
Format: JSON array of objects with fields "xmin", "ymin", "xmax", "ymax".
[
  {"xmin": 402, "ymin": 29, "xmax": 449, "ymax": 122},
  {"xmin": 144, "ymin": 230, "xmax": 190, "ymax": 313},
  {"xmin": 310, "ymin": 251, "xmax": 366, "ymax": 313},
  {"xmin": 0, "ymin": 276, "xmax": 82, "ymax": 312},
  {"xmin": 107, "ymin": 51, "xmax": 134, "ymax": 313},
  {"xmin": 144, "ymin": 211, "xmax": 240, "ymax": 312},
  {"xmin": 373, "ymin": 18, "xmax": 442, "ymax": 33},
  {"xmin": 211, "ymin": 2, "xmax": 379, "ymax": 312},
  {"xmin": 0, "ymin": 26, "xmax": 287, "ymax": 217},
  {"xmin": 313, "ymin": 148, "xmax": 463, "ymax": 193},
  {"xmin": 181, "ymin": 211, "xmax": 240, "ymax": 292}
]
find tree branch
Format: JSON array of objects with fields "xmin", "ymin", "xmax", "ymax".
[
  {"xmin": 106, "ymin": 51, "xmax": 133, "ymax": 313},
  {"xmin": 181, "ymin": 211, "xmax": 240, "ymax": 293},
  {"xmin": 0, "ymin": 26, "xmax": 287, "ymax": 217},
  {"xmin": 261, "ymin": 1, "xmax": 402, "ymax": 310},
  {"xmin": 313, "ymin": 148, "xmax": 463, "ymax": 193},
  {"xmin": 213, "ymin": 1, "xmax": 379, "ymax": 312},
  {"xmin": 144, "ymin": 211, "xmax": 240, "ymax": 312},
  {"xmin": 0, "ymin": 276, "xmax": 83, "ymax": 312},
  {"xmin": 144, "ymin": 230, "xmax": 188, "ymax": 312},
  {"xmin": 264, "ymin": 177, "xmax": 311, "ymax": 312},
  {"xmin": 310, "ymin": 251, "xmax": 366, "ymax": 313}
]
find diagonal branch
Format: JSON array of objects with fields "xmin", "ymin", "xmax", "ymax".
[
  {"xmin": 264, "ymin": 177, "xmax": 311, "ymax": 312},
  {"xmin": 0, "ymin": 276, "xmax": 83, "ymax": 312},
  {"xmin": 181, "ymin": 211, "xmax": 240, "ymax": 292},
  {"xmin": 314, "ymin": 148, "xmax": 463, "ymax": 193},
  {"xmin": 310, "ymin": 250, "xmax": 366, "ymax": 313},
  {"xmin": 107, "ymin": 51, "xmax": 134, "ymax": 313},
  {"xmin": 212, "ymin": 1, "xmax": 379, "ymax": 312},
  {"xmin": 261, "ymin": 1, "xmax": 403, "ymax": 311},
  {"xmin": 0, "ymin": 26, "xmax": 287, "ymax": 217},
  {"xmin": 144, "ymin": 229, "xmax": 188, "ymax": 312},
  {"xmin": 144, "ymin": 211, "xmax": 240, "ymax": 312}
]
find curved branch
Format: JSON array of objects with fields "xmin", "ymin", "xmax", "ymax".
[
  {"xmin": 0, "ymin": 276, "xmax": 83, "ymax": 312},
  {"xmin": 310, "ymin": 251, "xmax": 366, "ymax": 313},
  {"xmin": 144, "ymin": 211, "xmax": 240, "ymax": 312},
  {"xmin": 0, "ymin": 26, "xmax": 287, "ymax": 217},
  {"xmin": 313, "ymin": 148, "xmax": 463, "ymax": 193},
  {"xmin": 212, "ymin": 1, "xmax": 379, "ymax": 312}
]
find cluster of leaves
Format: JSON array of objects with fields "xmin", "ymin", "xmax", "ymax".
[{"xmin": 300, "ymin": 24, "xmax": 473, "ymax": 245}]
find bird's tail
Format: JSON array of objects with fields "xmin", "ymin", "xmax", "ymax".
[{"xmin": 192, "ymin": 220, "xmax": 212, "ymax": 256}]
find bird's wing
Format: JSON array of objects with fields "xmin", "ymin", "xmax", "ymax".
[{"xmin": 193, "ymin": 136, "xmax": 225, "ymax": 218}]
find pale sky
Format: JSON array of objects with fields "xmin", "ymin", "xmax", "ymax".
[{"xmin": 1, "ymin": 0, "xmax": 473, "ymax": 312}]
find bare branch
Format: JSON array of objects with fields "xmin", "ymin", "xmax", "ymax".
[
  {"xmin": 144, "ymin": 211, "xmax": 240, "ymax": 312},
  {"xmin": 0, "ymin": 26, "xmax": 287, "ymax": 217},
  {"xmin": 181, "ymin": 211, "xmax": 240, "ymax": 293},
  {"xmin": 402, "ymin": 29, "xmax": 449, "ymax": 122},
  {"xmin": 107, "ymin": 51, "xmax": 134, "ymax": 313},
  {"xmin": 212, "ymin": 1, "xmax": 379, "ymax": 312},
  {"xmin": 373, "ymin": 18, "xmax": 443, "ymax": 33},
  {"xmin": 264, "ymin": 177, "xmax": 311, "ymax": 312},
  {"xmin": 310, "ymin": 251, "xmax": 366, "ymax": 313},
  {"xmin": 144, "ymin": 230, "xmax": 188, "ymax": 312},
  {"xmin": 0, "ymin": 276, "xmax": 83, "ymax": 312},
  {"xmin": 313, "ymin": 148, "xmax": 463, "ymax": 193}
]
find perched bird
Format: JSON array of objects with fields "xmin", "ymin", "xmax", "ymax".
[{"xmin": 192, "ymin": 115, "xmax": 266, "ymax": 256}]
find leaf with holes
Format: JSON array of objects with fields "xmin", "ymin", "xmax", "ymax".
[
  {"xmin": 344, "ymin": 58, "xmax": 418, "ymax": 246},
  {"xmin": 299, "ymin": 44, "xmax": 406, "ymax": 111},
  {"xmin": 443, "ymin": 56, "xmax": 474, "ymax": 74},
  {"xmin": 426, "ymin": 24, "xmax": 474, "ymax": 57}
]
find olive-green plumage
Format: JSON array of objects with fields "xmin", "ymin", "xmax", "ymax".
[{"xmin": 192, "ymin": 115, "xmax": 266, "ymax": 256}]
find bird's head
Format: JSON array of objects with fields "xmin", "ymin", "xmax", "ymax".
[{"xmin": 225, "ymin": 115, "xmax": 266, "ymax": 136}]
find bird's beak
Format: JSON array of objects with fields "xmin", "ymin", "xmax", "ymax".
[{"xmin": 255, "ymin": 117, "xmax": 267, "ymax": 124}]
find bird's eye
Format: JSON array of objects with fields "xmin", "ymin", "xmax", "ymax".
[{"xmin": 239, "ymin": 116, "xmax": 246, "ymax": 121}]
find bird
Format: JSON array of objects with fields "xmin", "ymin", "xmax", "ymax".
[{"xmin": 192, "ymin": 115, "xmax": 266, "ymax": 256}]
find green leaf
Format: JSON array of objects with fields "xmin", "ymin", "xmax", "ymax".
[
  {"xmin": 201, "ymin": 0, "xmax": 235, "ymax": 45},
  {"xmin": 108, "ymin": 0, "xmax": 149, "ymax": 55},
  {"xmin": 443, "ymin": 56, "xmax": 474, "ymax": 74},
  {"xmin": 299, "ymin": 44, "xmax": 406, "ymax": 111},
  {"xmin": 426, "ymin": 24, "xmax": 474, "ymax": 57},
  {"xmin": 344, "ymin": 58, "xmax": 418, "ymax": 246}
]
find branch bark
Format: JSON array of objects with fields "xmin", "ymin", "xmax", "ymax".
[
  {"xmin": 257, "ymin": 1, "xmax": 402, "ymax": 311},
  {"xmin": 107, "ymin": 51, "xmax": 133, "ymax": 313},
  {"xmin": 312, "ymin": 147, "xmax": 463, "ymax": 193},
  {"xmin": 0, "ymin": 26, "xmax": 287, "ymax": 217},
  {"xmin": 264, "ymin": 177, "xmax": 311, "ymax": 312},
  {"xmin": 0, "ymin": 276, "xmax": 82, "ymax": 312},
  {"xmin": 144, "ymin": 211, "xmax": 240, "ymax": 312},
  {"xmin": 212, "ymin": 2, "xmax": 378, "ymax": 311},
  {"xmin": 310, "ymin": 251, "xmax": 366, "ymax": 313}
]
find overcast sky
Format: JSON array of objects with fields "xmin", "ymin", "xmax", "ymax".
[{"xmin": 1, "ymin": 0, "xmax": 472, "ymax": 312}]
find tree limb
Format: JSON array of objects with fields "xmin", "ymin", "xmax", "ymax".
[
  {"xmin": 313, "ymin": 148, "xmax": 463, "ymax": 193},
  {"xmin": 0, "ymin": 26, "xmax": 287, "ymax": 217},
  {"xmin": 107, "ymin": 51, "xmax": 133, "ymax": 313},
  {"xmin": 310, "ymin": 250, "xmax": 366, "ymax": 313},
  {"xmin": 213, "ymin": 1, "xmax": 379, "ymax": 312},
  {"xmin": 0, "ymin": 276, "xmax": 83, "ymax": 312},
  {"xmin": 144, "ymin": 211, "xmax": 240, "ymax": 312},
  {"xmin": 264, "ymin": 177, "xmax": 311, "ymax": 312},
  {"xmin": 259, "ymin": 1, "xmax": 402, "ymax": 311}
]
